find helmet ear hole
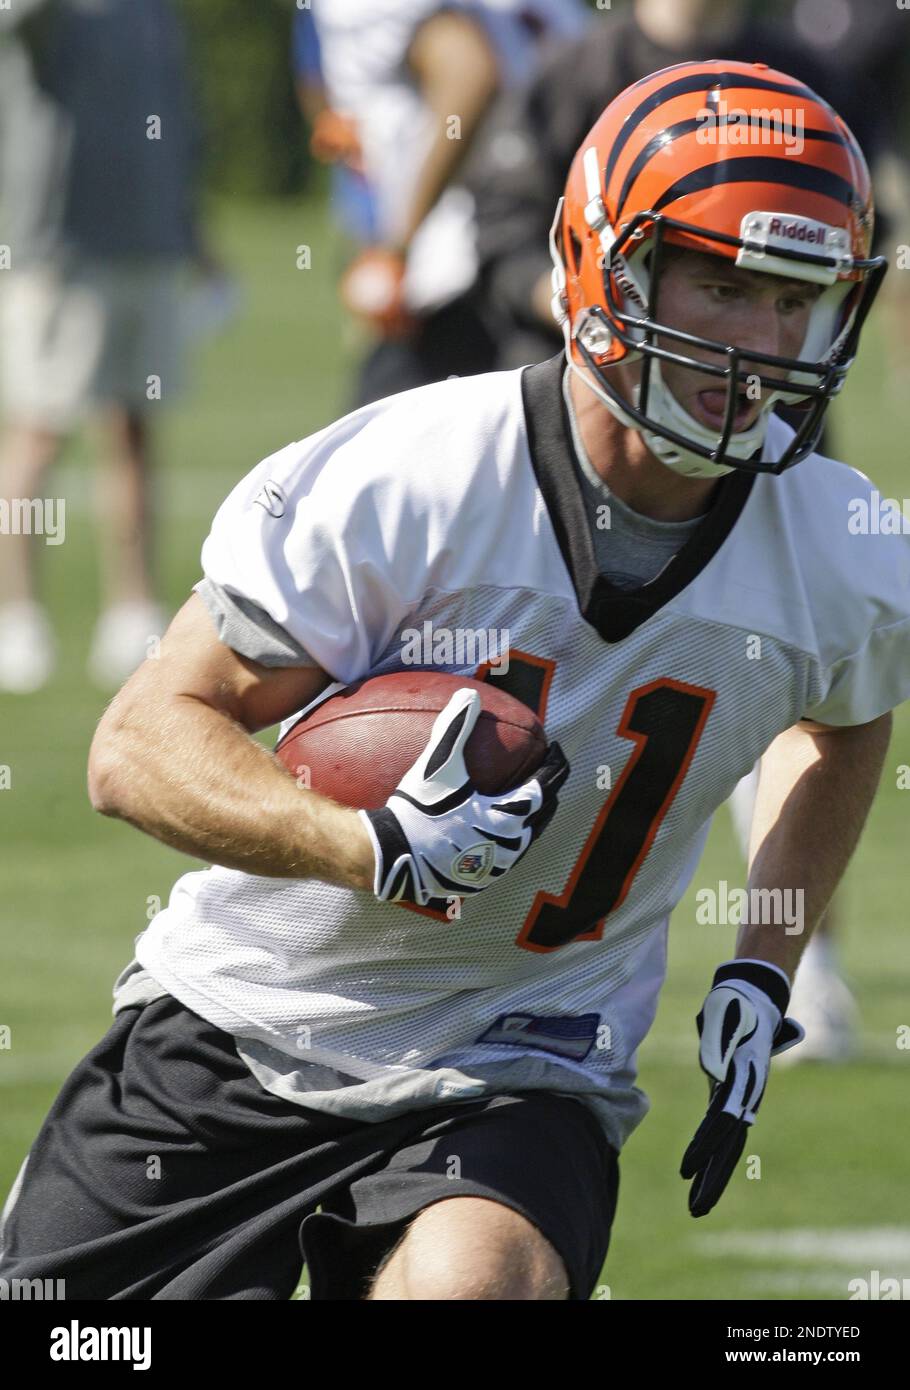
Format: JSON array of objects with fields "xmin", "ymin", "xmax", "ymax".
[{"xmin": 568, "ymin": 228, "xmax": 583, "ymax": 274}]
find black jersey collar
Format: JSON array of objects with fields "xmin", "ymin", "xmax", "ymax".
[{"xmin": 520, "ymin": 353, "xmax": 756, "ymax": 643}]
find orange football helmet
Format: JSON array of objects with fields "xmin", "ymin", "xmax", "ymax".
[{"xmin": 549, "ymin": 60, "xmax": 887, "ymax": 476}]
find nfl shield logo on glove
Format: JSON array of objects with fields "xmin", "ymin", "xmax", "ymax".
[{"xmin": 453, "ymin": 843, "xmax": 495, "ymax": 883}]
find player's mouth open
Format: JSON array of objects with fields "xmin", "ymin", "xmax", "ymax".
[{"xmin": 695, "ymin": 388, "xmax": 757, "ymax": 433}]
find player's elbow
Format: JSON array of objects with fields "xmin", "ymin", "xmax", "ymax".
[
  {"xmin": 88, "ymin": 740, "xmax": 121, "ymax": 816},
  {"xmin": 87, "ymin": 703, "xmax": 134, "ymax": 816}
]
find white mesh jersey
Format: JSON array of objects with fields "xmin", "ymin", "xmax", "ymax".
[{"xmin": 132, "ymin": 357, "xmax": 910, "ymax": 1150}]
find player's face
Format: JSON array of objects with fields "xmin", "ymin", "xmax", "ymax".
[{"xmin": 651, "ymin": 250, "xmax": 823, "ymax": 435}]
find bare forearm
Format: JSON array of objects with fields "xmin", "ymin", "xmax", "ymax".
[
  {"xmin": 399, "ymin": 102, "xmax": 489, "ymax": 247},
  {"xmin": 399, "ymin": 15, "xmax": 499, "ymax": 248},
  {"xmin": 736, "ymin": 715, "xmax": 892, "ymax": 977},
  {"xmin": 89, "ymin": 695, "xmax": 374, "ymax": 889}
]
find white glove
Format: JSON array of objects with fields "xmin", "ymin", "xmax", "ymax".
[{"xmin": 358, "ymin": 687, "xmax": 569, "ymax": 908}]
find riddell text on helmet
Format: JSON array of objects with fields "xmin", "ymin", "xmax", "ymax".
[{"xmin": 767, "ymin": 218, "xmax": 827, "ymax": 245}]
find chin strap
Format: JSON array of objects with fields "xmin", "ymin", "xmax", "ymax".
[{"xmin": 564, "ymin": 337, "xmax": 781, "ymax": 480}]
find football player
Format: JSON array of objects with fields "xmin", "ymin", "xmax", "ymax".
[{"xmin": 2, "ymin": 63, "xmax": 908, "ymax": 1301}]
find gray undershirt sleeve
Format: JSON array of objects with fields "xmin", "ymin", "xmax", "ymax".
[{"xmin": 193, "ymin": 577, "xmax": 318, "ymax": 668}]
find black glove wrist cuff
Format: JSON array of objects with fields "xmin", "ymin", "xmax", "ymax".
[
  {"xmin": 712, "ymin": 959, "xmax": 791, "ymax": 1016},
  {"xmin": 364, "ymin": 807, "xmax": 411, "ymax": 862}
]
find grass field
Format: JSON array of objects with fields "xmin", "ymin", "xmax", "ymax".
[{"xmin": 1, "ymin": 193, "xmax": 909, "ymax": 1300}]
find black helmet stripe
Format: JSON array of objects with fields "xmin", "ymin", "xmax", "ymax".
[
  {"xmin": 628, "ymin": 61, "xmax": 699, "ymax": 93},
  {"xmin": 650, "ymin": 155, "xmax": 857, "ymax": 214},
  {"xmin": 837, "ymin": 116, "xmax": 869, "ymax": 175},
  {"xmin": 604, "ymin": 69, "xmax": 822, "ymax": 193},
  {"xmin": 615, "ymin": 118, "xmax": 848, "ymax": 223}
]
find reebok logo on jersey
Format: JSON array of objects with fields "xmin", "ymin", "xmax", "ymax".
[
  {"xmin": 453, "ymin": 843, "xmax": 494, "ymax": 883},
  {"xmin": 50, "ymin": 1321, "xmax": 151, "ymax": 1371},
  {"xmin": 253, "ymin": 480, "xmax": 287, "ymax": 517}
]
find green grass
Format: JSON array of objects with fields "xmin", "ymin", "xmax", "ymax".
[{"xmin": 2, "ymin": 192, "xmax": 909, "ymax": 1300}]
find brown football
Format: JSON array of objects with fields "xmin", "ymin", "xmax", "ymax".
[{"xmin": 274, "ymin": 671, "xmax": 546, "ymax": 810}]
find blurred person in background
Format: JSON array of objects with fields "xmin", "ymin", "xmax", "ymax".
[
  {"xmin": 0, "ymin": 0, "xmax": 206, "ymax": 692},
  {"xmin": 467, "ymin": 0, "xmax": 894, "ymax": 1062},
  {"xmin": 292, "ymin": 6, "xmax": 379, "ymax": 251},
  {"xmin": 306, "ymin": 0, "xmax": 588, "ymax": 408}
]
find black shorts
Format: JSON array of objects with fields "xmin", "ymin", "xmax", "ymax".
[{"xmin": 0, "ymin": 994, "xmax": 619, "ymax": 1300}]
